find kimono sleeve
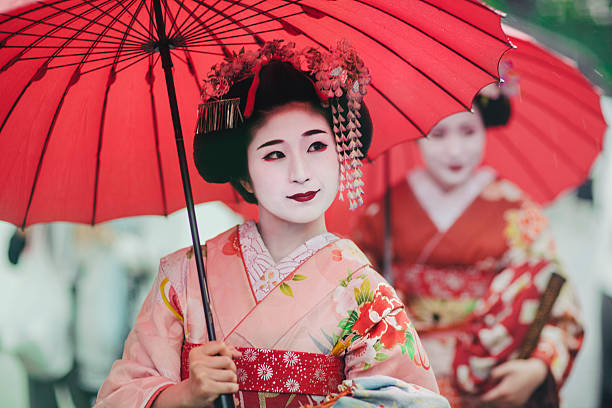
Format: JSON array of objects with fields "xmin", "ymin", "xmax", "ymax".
[
  {"xmin": 452, "ymin": 200, "xmax": 584, "ymax": 394},
  {"xmin": 340, "ymin": 267, "xmax": 440, "ymax": 394},
  {"xmin": 94, "ymin": 254, "xmax": 187, "ymax": 408}
]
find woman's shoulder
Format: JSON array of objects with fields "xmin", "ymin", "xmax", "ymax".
[
  {"xmin": 479, "ymin": 176, "xmax": 531, "ymax": 205},
  {"xmin": 330, "ymin": 238, "xmax": 383, "ymax": 276}
]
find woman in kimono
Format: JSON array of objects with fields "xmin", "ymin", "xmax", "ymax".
[
  {"xmin": 94, "ymin": 41, "xmax": 448, "ymax": 408},
  {"xmin": 351, "ymin": 87, "xmax": 584, "ymax": 407}
]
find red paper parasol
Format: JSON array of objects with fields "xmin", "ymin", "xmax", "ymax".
[{"xmin": 326, "ymin": 25, "xmax": 607, "ymax": 236}]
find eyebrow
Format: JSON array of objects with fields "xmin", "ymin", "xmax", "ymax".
[
  {"xmin": 256, "ymin": 129, "xmax": 327, "ymax": 150},
  {"xmin": 302, "ymin": 129, "xmax": 327, "ymax": 137},
  {"xmin": 257, "ymin": 139, "xmax": 283, "ymax": 150}
]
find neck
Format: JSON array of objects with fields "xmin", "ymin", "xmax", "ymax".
[
  {"xmin": 424, "ymin": 168, "xmax": 468, "ymax": 193},
  {"xmin": 257, "ymin": 209, "xmax": 327, "ymax": 263}
]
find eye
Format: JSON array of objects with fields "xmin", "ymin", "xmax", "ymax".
[
  {"xmin": 308, "ymin": 141, "xmax": 328, "ymax": 152},
  {"xmin": 263, "ymin": 151, "xmax": 285, "ymax": 161},
  {"xmin": 462, "ymin": 127, "xmax": 476, "ymax": 136},
  {"xmin": 429, "ymin": 130, "xmax": 444, "ymax": 139}
]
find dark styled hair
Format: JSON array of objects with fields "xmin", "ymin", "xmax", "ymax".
[
  {"xmin": 473, "ymin": 93, "xmax": 512, "ymax": 128},
  {"xmin": 193, "ymin": 60, "xmax": 372, "ymax": 204}
]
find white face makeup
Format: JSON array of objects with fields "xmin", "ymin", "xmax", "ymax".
[
  {"xmin": 418, "ymin": 110, "xmax": 486, "ymax": 190},
  {"xmin": 245, "ymin": 102, "xmax": 339, "ymax": 225}
]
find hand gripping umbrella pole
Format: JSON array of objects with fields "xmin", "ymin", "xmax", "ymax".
[{"xmin": 151, "ymin": 0, "xmax": 234, "ymax": 407}]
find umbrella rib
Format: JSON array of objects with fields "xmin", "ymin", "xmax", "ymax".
[
  {"xmin": 180, "ymin": 0, "xmax": 285, "ymax": 41},
  {"xmin": 182, "ymin": 10, "xmax": 305, "ymax": 45},
  {"xmin": 493, "ymin": 131, "xmax": 556, "ymax": 200},
  {"xmin": 15, "ymin": 48, "xmax": 147, "ymax": 62},
  {"xmin": 167, "ymin": 0, "xmax": 189, "ymax": 38},
  {"xmin": 162, "ymin": 0, "xmax": 185, "ymax": 44},
  {"xmin": 182, "ymin": 27, "xmax": 285, "ymax": 46},
  {"xmin": 174, "ymin": 46, "xmax": 231, "ymax": 55},
  {"xmin": 0, "ymin": 30, "xmax": 140, "ymax": 47},
  {"xmin": 419, "ymin": 0, "xmax": 510, "ymax": 46},
  {"xmin": 0, "ymin": 82, "xmax": 32, "ymax": 135},
  {"xmin": 49, "ymin": 0, "xmax": 151, "ymax": 71},
  {"xmin": 21, "ymin": 69, "xmax": 79, "ymax": 228},
  {"xmin": 274, "ymin": 1, "xmax": 472, "ymax": 111},
  {"xmin": 92, "ymin": 71, "xmax": 114, "ymax": 225},
  {"xmin": 47, "ymin": 48, "xmax": 149, "ymax": 70},
  {"xmin": 516, "ymin": 69, "xmax": 603, "ymax": 119},
  {"xmin": 171, "ymin": 1, "xmax": 236, "ymax": 59},
  {"xmin": 105, "ymin": 0, "xmax": 156, "ymax": 43},
  {"xmin": 176, "ymin": 0, "xmax": 232, "ymax": 41},
  {"xmin": 1, "ymin": 0, "xmax": 140, "ymax": 134},
  {"xmin": 161, "ymin": 0, "xmax": 179, "ymax": 39},
  {"xmin": 512, "ymin": 111, "xmax": 591, "ymax": 177},
  {"xmin": 1, "ymin": 2, "xmax": 145, "ymax": 48},
  {"xmin": 40, "ymin": 1, "xmax": 151, "ymax": 44},
  {"xmin": 182, "ymin": 3, "xmax": 303, "ymax": 44},
  {"xmin": 512, "ymin": 47, "xmax": 589, "ymax": 84},
  {"xmin": 354, "ymin": 0, "xmax": 500, "ymax": 80},
  {"xmin": 370, "ymin": 82, "xmax": 427, "ymax": 137},
  {"xmin": 172, "ymin": 0, "xmax": 223, "ymax": 39},
  {"xmin": 108, "ymin": 51, "xmax": 152, "ymax": 74},
  {"xmin": 522, "ymin": 90, "xmax": 604, "ymax": 150}
]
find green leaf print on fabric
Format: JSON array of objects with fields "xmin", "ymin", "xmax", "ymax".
[
  {"xmin": 374, "ymin": 352, "xmax": 389, "ymax": 362},
  {"xmin": 279, "ymin": 274, "xmax": 307, "ymax": 297},
  {"xmin": 338, "ymin": 310, "xmax": 360, "ymax": 338},
  {"xmin": 280, "ymin": 282, "xmax": 293, "ymax": 297},
  {"xmin": 354, "ymin": 279, "xmax": 373, "ymax": 306},
  {"xmin": 339, "ymin": 268, "xmax": 356, "ymax": 287},
  {"xmin": 400, "ymin": 326, "xmax": 416, "ymax": 359}
]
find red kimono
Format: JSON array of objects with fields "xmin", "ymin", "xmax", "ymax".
[{"xmin": 352, "ymin": 168, "xmax": 584, "ymax": 407}]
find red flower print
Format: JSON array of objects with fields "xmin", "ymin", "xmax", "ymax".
[
  {"xmin": 379, "ymin": 312, "xmax": 409, "ymax": 349},
  {"xmin": 352, "ymin": 301, "xmax": 378, "ymax": 336},
  {"xmin": 222, "ymin": 230, "xmax": 240, "ymax": 256},
  {"xmin": 351, "ymin": 283, "xmax": 411, "ymax": 349},
  {"xmin": 332, "ymin": 249, "xmax": 343, "ymax": 262}
]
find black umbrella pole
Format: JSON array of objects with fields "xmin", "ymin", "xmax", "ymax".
[{"xmin": 152, "ymin": 1, "xmax": 234, "ymax": 408}]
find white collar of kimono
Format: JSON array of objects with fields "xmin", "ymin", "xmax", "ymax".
[
  {"xmin": 238, "ymin": 220, "xmax": 339, "ymax": 302},
  {"xmin": 408, "ymin": 166, "xmax": 497, "ymax": 233}
]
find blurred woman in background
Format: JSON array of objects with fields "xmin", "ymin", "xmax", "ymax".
[{"xmin": 351, "ymin": 86, "xmax": 584, "ymax": 407}]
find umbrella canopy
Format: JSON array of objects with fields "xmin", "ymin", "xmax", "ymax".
[
  {"xmin": 0, "ymin": 0, "xmax": 511, "ymax": 228},
  {"xmin": 325, "ymin": 25, "xmax": 607, "ymax": 229}
]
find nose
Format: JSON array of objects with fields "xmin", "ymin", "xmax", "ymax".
[
  {"xmin": 446, "ymin": 134, "xmax": 463, "ymax": 157},
  {"xmin": 289, "ymin": 154, "xmax": 310, "ymax": 184}
]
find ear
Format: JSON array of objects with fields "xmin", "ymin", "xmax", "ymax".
[{"xmin": 240, "ymin": 179, "xmax": 254, "ymax": 194}]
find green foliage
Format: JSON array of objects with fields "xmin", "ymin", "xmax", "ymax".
[{"xmin": 485, "ymin": 0, "xmax": 612, "ymax": 92}]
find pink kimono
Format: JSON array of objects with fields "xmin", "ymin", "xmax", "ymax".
[
  {"xmin": 94, "ymin": 221, "xmax": 442, "ymax": 408},
  {"xmin": 352, "ymin": 168, "xmax": 584, "ymax": 407}
]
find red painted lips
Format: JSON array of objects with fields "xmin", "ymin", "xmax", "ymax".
[{"xmin": 288, "ymin": 190, "xmax": 319, "ymax": 202}]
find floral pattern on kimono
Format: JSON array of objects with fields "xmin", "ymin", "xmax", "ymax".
[
  {"xmin": 95, "ymin": 222, "xmax": 444, "ymax": 408},
  {"xmin": 351, "ymin": 170, "xmax": 584, "ymax": 407}
]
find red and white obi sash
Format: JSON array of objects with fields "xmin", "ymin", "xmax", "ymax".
[{"xmin": 182, "ymin": 342, "xmax": 344, "ymax": 396}]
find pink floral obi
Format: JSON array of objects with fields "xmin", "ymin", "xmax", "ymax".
[{"xmin": 182, "ymin": 342, "xmax": 345, "ymax": 396}]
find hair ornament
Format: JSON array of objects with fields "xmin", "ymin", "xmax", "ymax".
[{"xmin": 197, "ymin": 39, "xmax": 372, "ymax": 210}]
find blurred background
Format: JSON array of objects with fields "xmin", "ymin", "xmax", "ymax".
[{"xmin": 0, "ymin": 0, "xmax": 610, "ymax": 407}]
